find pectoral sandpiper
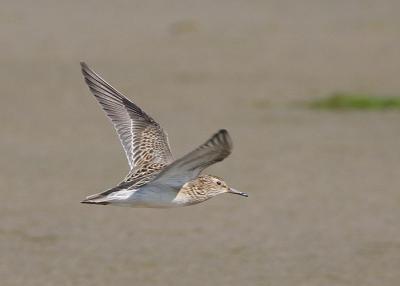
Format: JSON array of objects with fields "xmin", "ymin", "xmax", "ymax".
[{"xmin": 80, "ymin": 62, "xmax": 247, "ymax": 208}]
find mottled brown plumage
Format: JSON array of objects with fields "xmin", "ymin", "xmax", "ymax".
[{"xmin": 79, "ymin": 62, "xmax": 247, "ymax": 207}]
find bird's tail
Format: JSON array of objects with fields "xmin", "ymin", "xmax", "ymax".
[
  {"xmin": 81, "ymin": 184, "xmax": 129, "ymax": 205},
  {"xmin": 80, "ymin": 193, "xmax": 110, "ymax": 205}
]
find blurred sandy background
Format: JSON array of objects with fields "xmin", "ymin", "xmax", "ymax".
[{"xmin": 1, "ymin": 1, "xmax": 400, "ymax": 285}]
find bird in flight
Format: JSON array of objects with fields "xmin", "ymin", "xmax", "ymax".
[{"xmin": 80, "ymin": 62, "xmax": 248, "ymax": 208}]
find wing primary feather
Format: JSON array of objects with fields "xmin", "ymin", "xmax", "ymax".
[
  {"xmin": 148, "ymin": 129, "xmax": 232, "ymax": 189},
  {"xmin": 80, "ymin": 62, "xmax": 173, "ymax": 172}
]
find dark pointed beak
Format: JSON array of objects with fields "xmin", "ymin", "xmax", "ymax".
[{"xmin": 228, "ymin": 188, "xmax": 248, "ymax": 197}]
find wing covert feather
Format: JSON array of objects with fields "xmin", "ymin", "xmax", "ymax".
[
  {"xmin": 148, "ymin": 129, "xmax": 232, "ymax": 189},
  {"xmin": 80, "ymin": 62, "xmax": 173, "ymax": 170}
]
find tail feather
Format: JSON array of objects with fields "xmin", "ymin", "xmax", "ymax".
[
  {"xmin": 81, "ymin": 193, "xmax": 110, "ymax": 205},
  {"xmin": 81, "ymin": 185, "xmax": 128, "ymax": 206}
]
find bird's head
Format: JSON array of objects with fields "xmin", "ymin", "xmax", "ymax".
[{"xmin": 195, "ymin": 175, "xmax": 248, "ymax": 199}]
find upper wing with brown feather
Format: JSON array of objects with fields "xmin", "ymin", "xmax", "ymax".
[
  {"xmin": 80, "ymin": 62, "xmax": 173, "ymax": 171},
  {"xmin": 147, "ymin": 129, "xmax": 232, "ymax": 189}
]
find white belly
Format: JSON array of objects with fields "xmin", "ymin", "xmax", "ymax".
[{"xmin": 105, "ymin": 186, "xmax": 187, "ymax": 208}]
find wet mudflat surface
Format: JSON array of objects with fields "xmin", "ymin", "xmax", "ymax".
[{"xmin": 1, "ymin": 1, "xmax": 400, "ymax": 285}]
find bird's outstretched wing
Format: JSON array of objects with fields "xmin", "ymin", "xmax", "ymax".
[
  {"xmin": 147, "ymin": 129, "xmax": 232, "ymax": 189},
  {"xmin": 80, "ymin": 62, "xmax": 173, "ymax": 170}
]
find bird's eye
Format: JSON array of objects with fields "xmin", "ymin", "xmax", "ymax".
[{"xmin": 217, "ymin": 181, "xmax": 221, "ymax": 185}]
